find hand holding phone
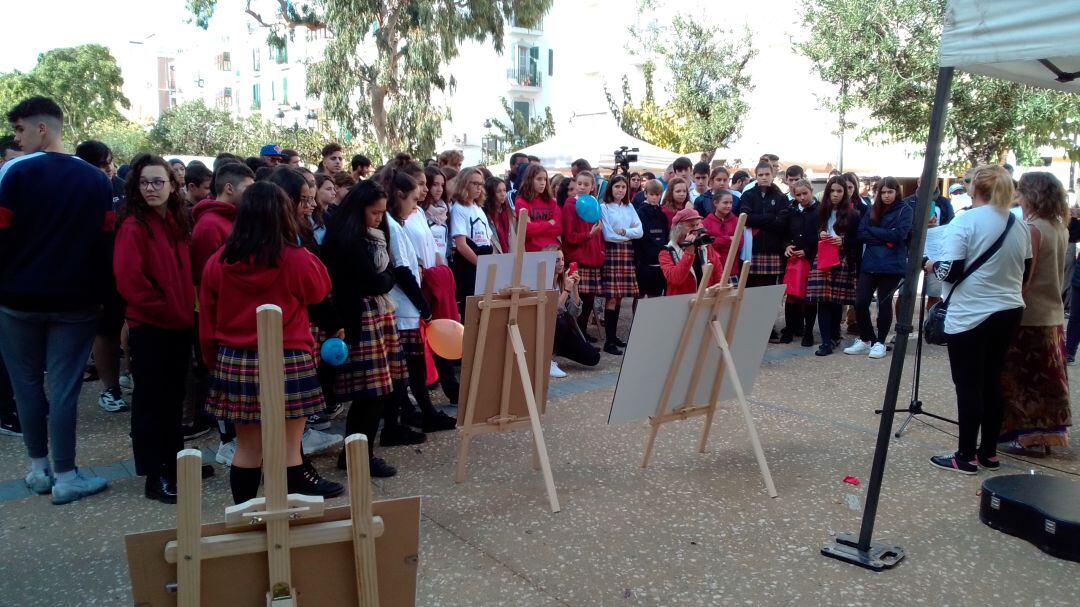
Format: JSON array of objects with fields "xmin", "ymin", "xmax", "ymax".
[{"xmin": 568, "ymin": 262, "xmax": 578, "ymax": 276}]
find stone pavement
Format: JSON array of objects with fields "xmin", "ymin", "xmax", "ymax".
[{"xmin": 1, "ymin": 315, "xmax": 1078, "ymax": 606}]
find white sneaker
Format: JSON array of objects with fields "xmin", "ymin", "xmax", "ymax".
[
  {"xmin": 843, "ymin": 339, "xmax": 871, "ymax": 355},
  {"xmin": 25, "ymin": 468, "xmax": 54, "ymax": 494},
  {"xmin": 549, "ymin": 360, "xmax": 567, "ymax": 379},
  {"xmin": 98, "ymin": 387, "xmax": 129, "ymax": 413},
  {"xmin": 302, "ymin": 427, "xmax": 343, "ymax": 456},
  {"xmin": 51, "ymin": 469, "xmax": 107, "ymax": 505},
  {"xmin": 215, "ymin": 440, "xmax": 237, "ymax": 466},
  {"xmin": 118, "ymin": 372, "xmax": 134, "ymax": 391},
  {"xmin": 868, "ymin": 342, "xmax": 887, "ymax": 359}
]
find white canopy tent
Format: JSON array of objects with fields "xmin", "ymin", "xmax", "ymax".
[{"xmin": 824, "ymin": 0, "xmax": 1080, "ymax": 571}]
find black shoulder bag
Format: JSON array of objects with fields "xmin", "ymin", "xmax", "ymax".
[{"xmin": 923, "ymin": 213, "xmax": 1016, "ymax": 345}]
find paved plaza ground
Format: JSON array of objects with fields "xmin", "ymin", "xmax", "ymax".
[{"xmin": 1, "ymin": 308, "xmax": 1078, "ymax": 606}]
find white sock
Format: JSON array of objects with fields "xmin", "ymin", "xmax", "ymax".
[
  {"xmin": 30, "ymin": 458, "xmax": 50, "ymax": 474},
  {"xmin": 55, "ymin": 469, "xmax": 77, "ymax": 483}
]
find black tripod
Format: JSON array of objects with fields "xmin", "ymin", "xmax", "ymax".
[{"xmin": 874, "ymin": 274, "xmax": 957, "ymax": 437}]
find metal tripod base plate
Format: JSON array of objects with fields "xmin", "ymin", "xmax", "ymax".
[{"xmin": 820, "ymin": 533, "xmax": 906, "ymax": 571}]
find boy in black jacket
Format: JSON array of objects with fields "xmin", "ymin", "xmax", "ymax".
[{"xmin": 634, "ymin": 180, "xmax": 669, "ymax": 297}]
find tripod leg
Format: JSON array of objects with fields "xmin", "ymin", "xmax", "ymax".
[{"xmin": 894, "ymin": 412, "xmax": 917, "ymax": 438}]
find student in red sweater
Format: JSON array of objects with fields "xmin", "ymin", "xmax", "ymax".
[
  {"xmin": 113, "ymin": 155, "xmax": 197, "ymax": 504},
  {"xmin": 515, "ymin": 163, "xmax": 561, "ymax": 252},
  {"xmin": 562, "ymin": 170, "xmax": 605, "ymax": 341},
  {"xmin": 660, "ymin": 208, "xmax": 722, "ymax": 295},
  {"xmin": 702, "ymin": 190, "xmax": 739, "ymax": 276},
  {"xmin": 200, "ymin": 182, "xmax": 343, "ymax": 503}
]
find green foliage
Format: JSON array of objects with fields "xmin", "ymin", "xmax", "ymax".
[
  {"xmin": 489, "ymin": 98, "xmax": 555, "ymax": 152},
  {"xmin": 605, "ymin": 62, "xmax": 682, "ymax": 152},
  {"xmin": 191, "ymin": 0, "xmax": 553, "ymax": 159},
  {"xmin": 795, "ymin": 0, "xmax": 1079, "ymax": 172},
  {"xmin": 92, "ymin": 118, "xmax": 151, "ymax": 165},
  {"xmin": 0, "ymin": 45, "xmax": 130, "ymax": 144}
]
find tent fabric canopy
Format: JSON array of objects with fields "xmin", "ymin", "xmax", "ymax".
[{"xmin": 939, "ymin": 0, "xmax": 1080, "ymax": 92}]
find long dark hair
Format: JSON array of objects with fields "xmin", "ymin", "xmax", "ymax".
[
  {"xmin": 267, "ymin": 166, "xmax": 316, "ymax": 249},
  {"xmin": 869, "ymin": 176, "xmax": 902, "ymax": 225},
  {"xmin": 220, "ymin": 182, "xmax": 298, "ymax": 268},
  {"xmin": 381, "ymin": 167, "xmax": 418, "ymax": 221},
  {"xmin": 483, "ymin": 177, "xmax": 507, "ymax": 217},
  {"xmin": 516, "ymin": 163, "xmax": 551, "ymax": 203},
  {"xmin": 324, "ymin": 180, "xmax": 389, "ymax": 251},
  {"xmin": 122, "ymin": 154, "xmax": 190, "ymax": 235},
  {"xmin": 818, "ymin": 175, "xmax": 854, "ymax": 234},
  {"xmin": 423, "ymin": 166, "xmax": 445, "ymax": 208},
  {"xmin": 842, "ymin": 172, "xmax": 862, "ymax": 208},
  {"xmin": 603, "ymin": 174, "xmax": 630, "ymax": 204}
]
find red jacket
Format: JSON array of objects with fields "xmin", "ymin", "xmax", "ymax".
[
  {"xmin": 114, "ymin": 212, "xmax": 195, "ymax": 331},
  {"xmin": 703, "ymin": 212, "xmax": 740, "ymax": 275},
  {"xmin": 561, "ymin": 197, "xmax": 605, "ymax": 267},
  {"xmin": 659, "ymin": 244, "xmax": 722, "ymax": 296},
  {"xmin": 198, "ymin": 245, "xmax": 331, "ymax": 368},
  {"xmin": 190, "ymin": 200, "xmax": 236, "ymax": 285},
  {"xmin": 515, "ymin": 195, "xmax": 562, "ymax": 251}
]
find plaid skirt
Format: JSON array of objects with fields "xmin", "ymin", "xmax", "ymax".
[
  {"xmin": 577, "ymin": 265, "xmax": 603, "ymax": 295},
  {"xmin": 310, "ymin": 324, "xmax": 328, "ymax": 366},
  {"xmin": 602, "ymin": 241, "xmax": 639, "ymax": 298},
  {"xmin": 206, "ymin": 347, "xmax": 324, "ymax": 423},
  {"xmin": 750, "ymin": 253, "xmax": 784, "ymax": 276},
  {"xmin": 806, "ymin": 257, "xmax": 857, "ymax": 304},
  {"xmin": 397, "ymin": 327, "xmax": 424, "ymax": 358},
  {"xmin": 335, "ymin": 298, "xmax": 408, "ymax": 399}
]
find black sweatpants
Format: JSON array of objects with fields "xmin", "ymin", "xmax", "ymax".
[
  {"xmin": 946, "ymin": 307, "xmax": 1023, "ymax": 460},
  {"xmin": 816, "ymin": 303, "xmax": 843, "ymax": 344},
  {"xmin": 554, "ymin": 313, "xmax": 601, "ymax": 367},
  {"xmin": 129, "ymin": 326, "xmax": 191, "ymax": 480},
  {"xmin": 855, "ymin": 273, "xmax": 903, "ymax": 344}
]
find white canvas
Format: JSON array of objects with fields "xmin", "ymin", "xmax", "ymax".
[
  {"xmin": 608, "ymin": 285, "xmax": 785, "ymax": 425},
  {"xmin": 474, "ymin": 251, "xmax": 558, "ymax": 295}
]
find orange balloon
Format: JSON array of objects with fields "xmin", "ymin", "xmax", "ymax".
[{"xmin": 427, "ymin": 319, "xmax": 464, "ymax": 360}]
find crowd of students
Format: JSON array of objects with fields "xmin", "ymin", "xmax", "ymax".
[{"xmin": 0, "ymin": 95, "xmax": 1073, "ymax": 508}]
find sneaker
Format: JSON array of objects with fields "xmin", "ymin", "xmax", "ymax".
[
  {"xmin": 302, "ymin": 427, "xmax": 344, "ymax": 456},
  {"xmin": 1068, "ymin": 356, "xmax": 1078, "ymax": 367},
  {"xmin": 306, "ymin": 412, "xmax": 331, "ymax": 431},
  {"xmin": 0, "ymin": 415, "xmax": 21, "ymax": 437},
  {"xmin": 287, "ymin": 460, "xmax": 345, "ymax": 498},
  {"xmin": 549, "ymin": 360, "xmax": 567, "ymax": 379},
  {"xmin": 325, "ymin": 402, "xmax": 345, "ymax": 420},
  {"xmin": 369, "ymin": 457, "xmax": 397, "ymax": 478},
  {"xmin": 800, "ymin": 334, "xmax": 815, "ymax": 348},
  {"xmin": 182, "ymin": 417, "xmax": 213, "ymax": 441},
  {"xmin": 868, "ymin": 342, "xmax": 887, "ymax": 359},
  {"xmin": 421, "ymin": 411, "xmax": 457, "ymax": 433},
  {"xmin": 97, "ymin": 387, "xmax": 129, "ymax": 413},
  {"xmin": 51, "ymin": 469, "xmax": 108, "ymax": 505},
  {"xmin": 118, "ymin": 372, "xmax": 134, "ymax": 391},
  {"xmin": 380, "ymin": 426, "xmax": 426, "ymax": 447},
  {"xmin": 929, "ymin": 452, "xmax": 978, "ymax": 475},
  {"xmin": 215, "ymin": 440, "xmax": 237, "ymax": 466},
  {"xmin": 25, "ymin": 468, "xmax": 54, "ymax": 494},
  {"xmin": 976, "ymin": 454, "xmax": 1000, "ymax": 470},
  {"xmin": 843, "ymin": 339, "xmax": 871, "ymax": 355}
]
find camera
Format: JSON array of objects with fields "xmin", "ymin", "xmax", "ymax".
[
  {"xmin": 692, "ymin": 234, "xmax": 715, "ymax": 247},
  {"xmin": 613, "ymin": 146, "xmax": 639, "ymax": 172}
]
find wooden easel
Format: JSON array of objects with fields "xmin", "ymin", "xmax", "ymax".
[
  {"xmin": 638, "ymin": 214, "xmax": 778, "ymax": 498},
  {"xmin": 126, "ymin": 305, "xmax": 420, "ymax": 606},
  {"xmin": 455, "ymin": 210, "xmax": 561, "ymax": 513}
]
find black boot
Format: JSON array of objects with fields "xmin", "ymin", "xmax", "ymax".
[
  {"xmin": 287, "ymin": 462, "xmax": 345, "ymax": 498},
  {"xmin": 229, "ymin": 465, "xmax": 262, "ymax": 504},
  {"xmin": 603, "ymin": 309, "xmax": 623, "ymax": 355},
  {"xmin": 145, "ymin": 474, "xmax": 178, "ymax": 504}
]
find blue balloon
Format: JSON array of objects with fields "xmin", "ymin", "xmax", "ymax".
[
  {"xmin": 320, "ymin": 338, "xmax": 349, "ymax": 367},
  {"xmin": 576, "ymin": 194, "xmax": 601, "ymax": 223}
]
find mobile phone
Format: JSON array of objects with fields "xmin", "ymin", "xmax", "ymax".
[{"xmin": 568, "ymin": 262, "xmax": 578, "ymax": 275}]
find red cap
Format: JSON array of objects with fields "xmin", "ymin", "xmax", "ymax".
[{"xmin": 672, "ymin": 207, "xmax": 702, "ymax": 224}]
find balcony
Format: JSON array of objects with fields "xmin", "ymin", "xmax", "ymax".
[
  {"xmin": 507, "ymin": 67, "xmax": 542, "ymax": 91},
  {"xmin": 509, "ymin": 18, "xmax": 543, "ymax": 36}
]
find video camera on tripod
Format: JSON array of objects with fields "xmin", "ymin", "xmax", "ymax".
[{"xmin": 613, "ymin": 146, "xmax": 639, "ymax": 173}]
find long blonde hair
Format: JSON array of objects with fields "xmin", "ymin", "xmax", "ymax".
[
  {"xmin": 970, "ymin": 164, "xmax": 1013, "ymax": 211},
  {"xmin": 453, "ymin": 167, "xmax": 483, "ymax": 205}
]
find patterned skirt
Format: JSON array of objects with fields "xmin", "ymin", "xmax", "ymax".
[
  {"xmin": 397, "ymin": 327, "xmax": 424, "ymax": 358},
  {"xmin": 206, "ymin": 347, "xmax": 324, "ymax": 423},
  {"xmin": 750, "ymin": 253, "xmax": 784, "ymax": 276},
  {"xmin": 310, "ymin": 323, "xmax": 328, "ymax": 367},
  {"xmin": 335, "ymin": 298, "xmax": 408, "ymax": 399},
  {"xmin": 806, "ymin": 257, "xmax": 857, "ymax": 305},
  {"xmin": 577, "ymin": 265, "xmax": 603, "ymax": 296},
  {"xmin": 602, "ymin": 241, "xmax": 639, "ymax": 298},
  {"xmin": 999, "ymin": 325, "xmax": 1072, "ymax": 448}
]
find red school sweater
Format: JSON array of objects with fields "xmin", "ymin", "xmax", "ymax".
[
  {"xmin": 113, "ymin": 212, "xmax": 195, "ymax": 331},
  {"xmin": 189, "ymin": 199, "xmax": 237, "ymax": 285},
  {"xmin": 515, "ymin": 195, "xmax": 562, "ymax": 251},
  {"xmin": 561, "ymin": 197, "xmax": 605, "ymax": 267}
]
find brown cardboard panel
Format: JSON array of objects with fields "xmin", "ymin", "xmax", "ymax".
[{"xmin": 125, "ymin": 497, "xmax": 421, "ymax": 607}]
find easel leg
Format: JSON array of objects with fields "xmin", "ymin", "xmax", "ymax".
[
  {"xmin": 454, "ymin": 430, "xmax": 473, "ymax": 484},
  {"xmin": 508, "ymin": 325, "xmax": 561, "ymax": 513},
  {"xmin": 531, "ymin": 441, "xmax": 541, "ymax": 471},
  {"xmin": 711, "ymin": 320, "xmax": 778, "ymax": 498},
  {"xmin": 696, "ymin": 409, "xmax": 716, "ymax": 454},
  {"xmin": 641, "ymin": 422, "xmax": 660, "ymax": 469},
  {"xmin": 346, "ymin": 434, "xmax": 380, "ymax": 607},
  {"xmin": 176, "ymin": 449, "xmax": 203, "ymax": 607}
]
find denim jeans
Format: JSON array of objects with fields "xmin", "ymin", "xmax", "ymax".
[
  {"xmin": 1066, "ymin": 286, "xmax": 1080, "ymax": 359},
  {"xmin": 0, "ymin": 347, "xmax": 15, "ymax": 422},
  {"xmin": 0, "ymin": 306, "xmax": 99, "ymax": 473}
]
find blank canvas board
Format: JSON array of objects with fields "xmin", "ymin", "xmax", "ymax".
[
  {"xmin": 474, "ymin": 251, "xmax": 558, "ymax": 295},
  {"xmin": 608, "ymin": 284, "xmax": 785, "ymax": 425}
]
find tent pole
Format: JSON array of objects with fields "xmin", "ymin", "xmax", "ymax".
[{"xmin": 821, "ymin": 66, "xmax": 955, "ymax": 571}]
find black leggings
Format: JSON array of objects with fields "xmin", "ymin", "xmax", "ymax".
[
  {"xmin": 946, "ymin": 307, "xmax": 1023, "ymax": 460},
  {"xmin": 345, "ymin": 393, "xmax": 386, "ymax": 457},
  {"xmin": 554, "ymin": 313, "xmax": 600, "ymax": 366},
  {"xmin": 129, "ymin": 326, "xmax": 191, "ymax": 480},
  {"xmin": 855, "ymin": 273, "xmax": 903, "ymax": 344}
]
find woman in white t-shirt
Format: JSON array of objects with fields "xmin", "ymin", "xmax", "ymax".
[
  {"xmin": 450, "ymin": 167, "xmax": 494, "ymax": 304},
  {"xmin": 924, "ymin": 165, "xmax": 1031, "ymax": 475}
]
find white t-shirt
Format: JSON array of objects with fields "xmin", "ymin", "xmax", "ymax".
[
  {"xmin": 404, "ymin": 208, "xmax": 440, "ymax": 268},
  {"xmin": 450, "ymin": 202, "xmax": 493, "ymax": 248},
  {"xmin": 388, "ymin": 218, "xmax": 422, "ymax": 330},
  {"xmin": 938, "ymin": 205, "xmax": 1031, "ymax": 334}
]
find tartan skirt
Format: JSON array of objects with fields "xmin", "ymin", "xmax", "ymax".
[
  {"xmin": 335, "ymin": 298, "xmax": 408, "ymax": 399},
  {"xmin": 397, "ymin": 327, "xmax": 424, "ymax": 358},
  {"xmin": 806, "ymin": 257, "xmax": 857, "ymax": 305},
  {"xmin": 750, "ymin": 253, "xmax": 785, "ymax": 276},
  {"xmin": 577, "ymin": 265, "xmax": 603, "ymax": 295},
  {"xmin": 602, "ymin": 241, "xmax": 639, "ymax": 298},
  {"xmin": 206, "ymin": 347, "xmax": 325, "ymax": 423},
  {"xmin": 310, "ymin": 323, "xmax": 328, "ymax": 366}
]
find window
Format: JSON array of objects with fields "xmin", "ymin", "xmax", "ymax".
[
  {"xmin": 548, "ymin": 49, "xmax": 553, "ymax": 77},
  {"xmin": 513, "ymin": 100, "xmax": 531, "ymax": 125},
  {"xmin": 216, "ymin": 51, "xmax": 232, "ymax": 71},
  {"xmin": 217, "ymin": 87, "xmax": 233, "ymax": 109},
  {"xmin": 252, "ymin": 49, "xmax": 261, "ymax": 72},
  {"xmin": 282, "ymin": 77, "xmax": 289, "ymax": 104},
  {"xmin": 251, "ymin": 84, "xmax": 261, "ymax": 110},
  {"xmin": 272, "ymin": 44, "xmax": 288, "ymax": 64}
]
